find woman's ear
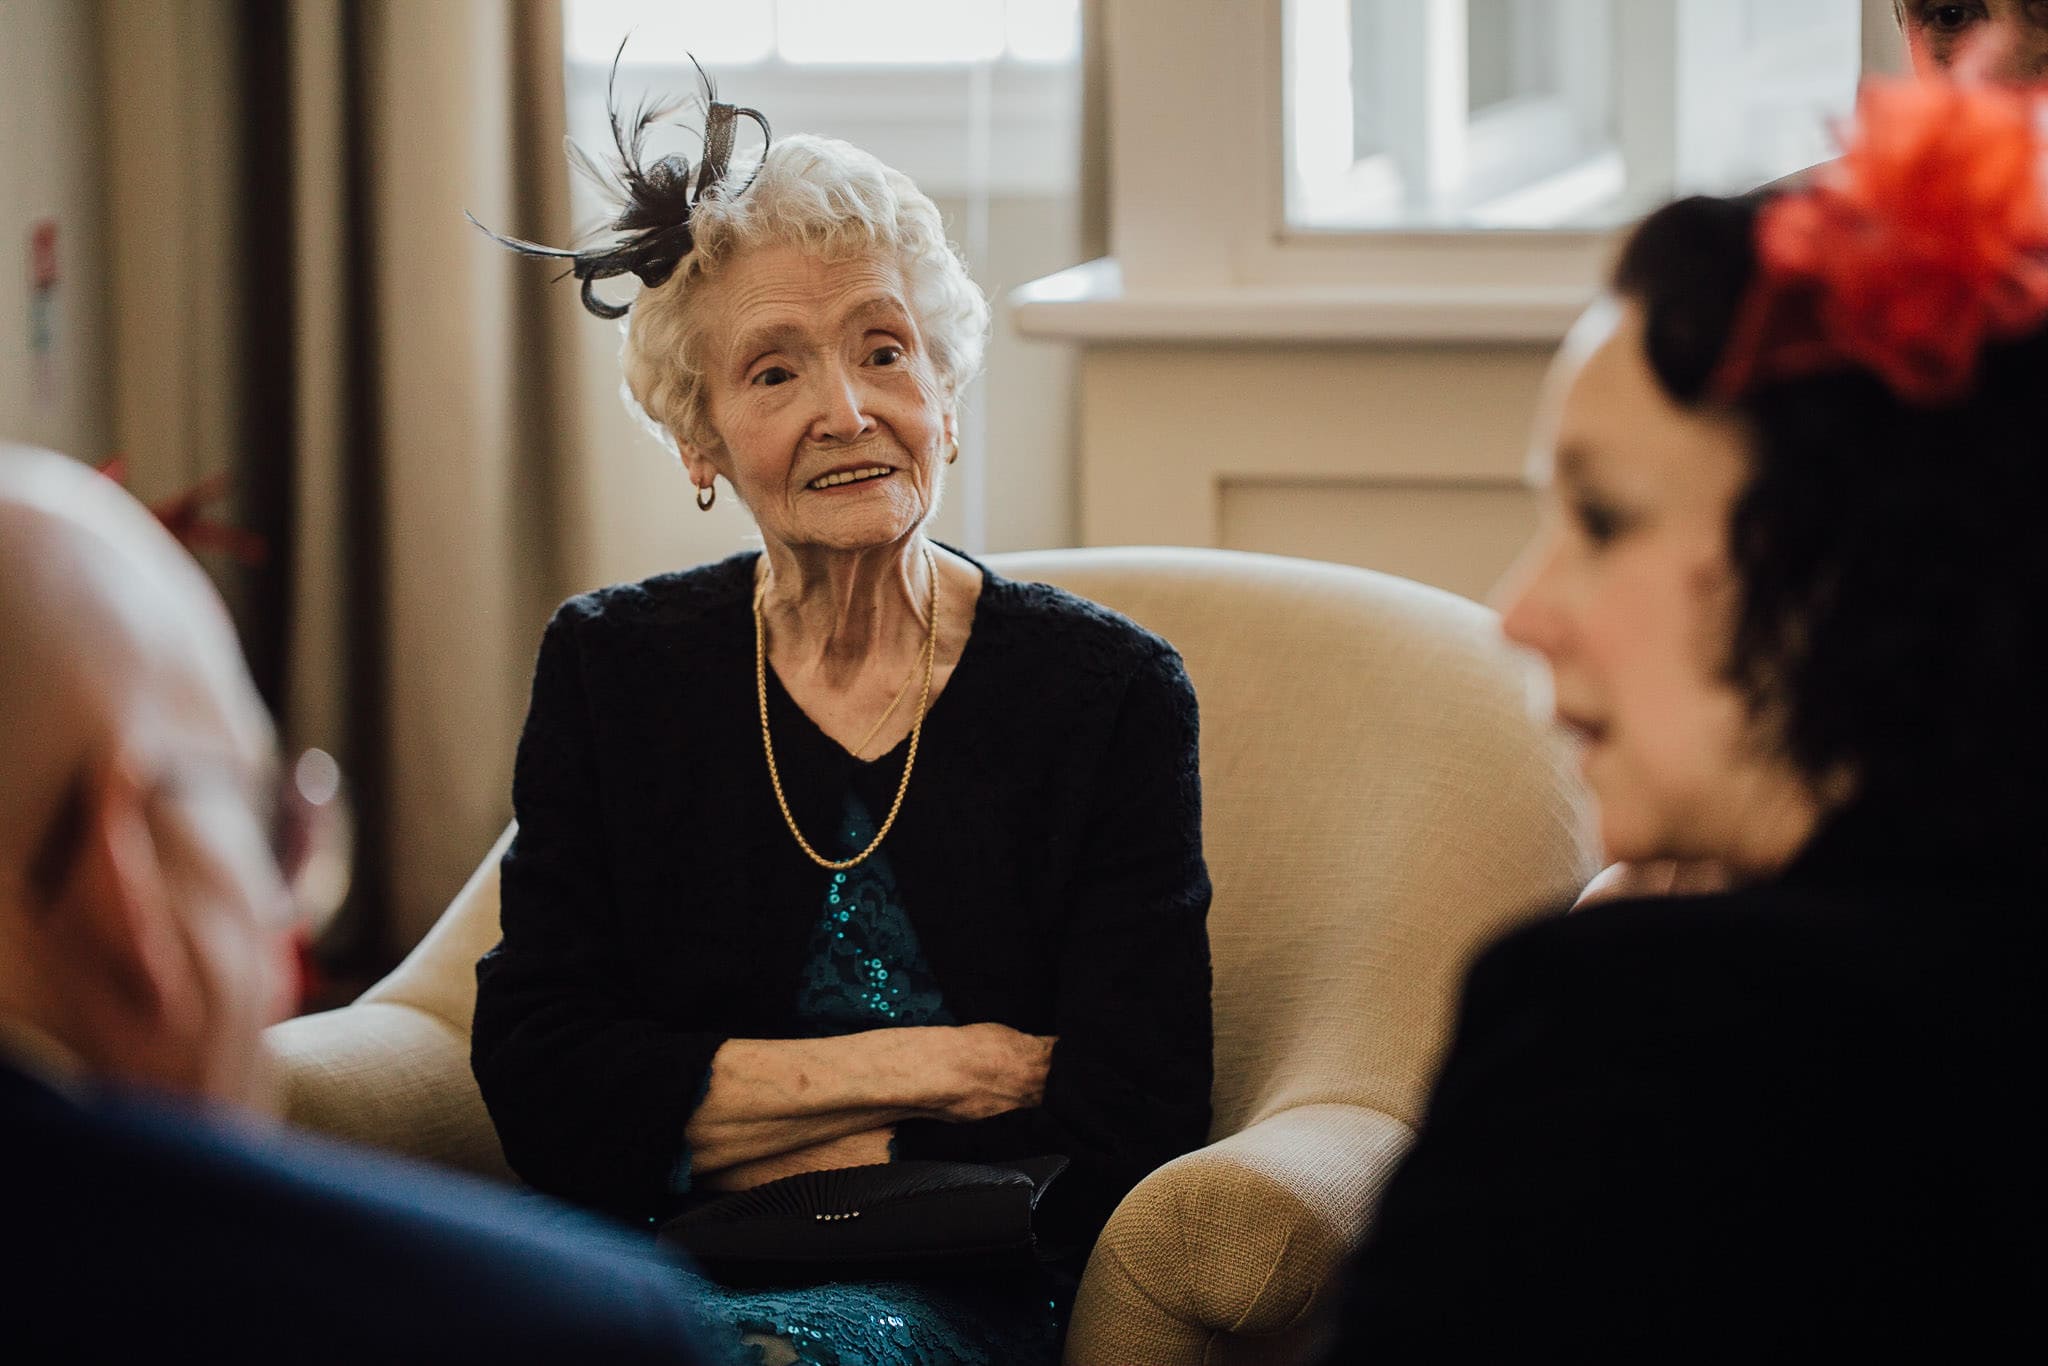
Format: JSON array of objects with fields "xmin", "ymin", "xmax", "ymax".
[{"xmin": 675, "ymin": 428, "xmax": 725, "ymax": 497}]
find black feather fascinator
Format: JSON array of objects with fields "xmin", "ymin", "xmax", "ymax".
[{"xmin": 468, "ymin": 41, "xmax": 771, "ymax": 319}]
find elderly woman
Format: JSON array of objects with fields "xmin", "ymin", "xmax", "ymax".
[
  {"xmin": 469, "ymin": 76, "xmax": 1212, "ymax": 1365},
  {"xmin": 1326, "ymin": 74, "xmax": 2048, "ymax": 1358}
]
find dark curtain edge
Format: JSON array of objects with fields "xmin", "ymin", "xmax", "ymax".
[{"xmin": 233, "ymin": 0, "xmax": 397, "ymax": 984}]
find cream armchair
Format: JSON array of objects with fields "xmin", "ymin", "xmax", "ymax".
[{"xmin": 267, "ymin": 547, "xmax": 1593, "ymax": 1365}]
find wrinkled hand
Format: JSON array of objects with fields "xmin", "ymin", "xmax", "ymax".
[
  {"xmin": 1575, "ymin": 859, "xmax": 1730, "ymax": 909},
  {"xmin": 937, "ymin": 1022, "xmax": 1056, "ymax": 1123},
  {"xmin": 704, "ymin": 1126, "xmax": 895, "ymax": 1193}
]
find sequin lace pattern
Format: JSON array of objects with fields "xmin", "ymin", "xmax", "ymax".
[
  {"xmin": 796, "ymin": 795, "xmax": 954, "ymax": 1032},
  {"xmin": 702, "ymin": 1278, "xmax": 1061, "ymax": 1366}
]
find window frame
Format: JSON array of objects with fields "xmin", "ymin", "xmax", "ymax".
[{"xmin": 1012, "ymin": 0, "xmax": 1902, "ymax": 346}]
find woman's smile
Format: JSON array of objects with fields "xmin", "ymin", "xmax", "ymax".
[
  {"xmin": 806, "ymin": 463, "xmax": 897, "ymax": 491},
  {"xmin": 679, "ymin": 245, "xmax": 956, "ymax": 554}
]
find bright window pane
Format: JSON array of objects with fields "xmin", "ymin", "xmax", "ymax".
[
  {"xmin": 1468, "ymin": 0, "xmax": 1558, "ymax": 113},
  {"xmin": 777, "ymin": 0, "xmax": 1005, "ymax": 64},
  {"xmin": 1288, "ymin": 0, "xmax": 1861, "ymax": 232},
  {"xmin": 1006, "ymin": 0, "xmax": 1081, "ymax": 62},
  {"xmin": 563, "ymin": 0, "xmax": 773, "ymax": 66}
]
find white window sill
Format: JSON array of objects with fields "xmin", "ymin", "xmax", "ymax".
[{"xmin": 1009, "ymin": 258, "xmax": 1596, "ymax": 345}]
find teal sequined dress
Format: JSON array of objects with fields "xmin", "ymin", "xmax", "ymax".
[
  {"xmin": 678, "ymin": 795, "xmax": 1062, "ymax": 1366},
  {"xmin": 476, "ymin": 551, "xmax": 1214, "ymax": 1366}
]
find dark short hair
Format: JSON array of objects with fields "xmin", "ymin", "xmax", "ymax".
[{"xmin": 1612, "ymin": 195, "xmax": 2048, "ymax": 851}]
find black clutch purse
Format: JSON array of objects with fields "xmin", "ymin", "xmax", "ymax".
[{"xmin": 659, "ymin": 1156, "xmax": 1069, "ymax": 1286}]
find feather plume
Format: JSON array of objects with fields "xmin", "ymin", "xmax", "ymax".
[
  {"xmin": 466, "ymin": 35, "xmax": 771, "ymax": 320},
  {"xmin": 563, "ymin": 135, "xmax": 615, "ymax": 197}
]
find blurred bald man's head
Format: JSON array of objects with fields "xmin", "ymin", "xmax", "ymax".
[{"xmin": 0, "ymin": 444, "xmax": 290, "ymax": 1107}]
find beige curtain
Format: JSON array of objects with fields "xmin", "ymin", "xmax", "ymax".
[{"xmin": 99, "ymin": 0, "xmax": 590, "ymax": 958}]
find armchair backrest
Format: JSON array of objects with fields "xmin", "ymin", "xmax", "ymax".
[
  {"xmin": 361, "ymin": 823, "xmax": 514, "ymax": 1023},
  {"xmin": 994, "ymin": 548, "xmax": 1593, "ymax": 1139},
  {"xmin": 332, "ymin": 547, "xmax": 1593, "ymax": 1152}
]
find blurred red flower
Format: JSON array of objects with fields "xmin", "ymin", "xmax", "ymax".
[
  {"xmin": 1717, "ymin": 76, "xmax": 2048, "ymax": 406},
  {"xmin": 95, "ymin": 457, "xmax": 268, "ymax": 566}
]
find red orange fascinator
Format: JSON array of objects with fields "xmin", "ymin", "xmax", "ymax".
[{"xmin": 1712, "ymin": 75, "xmax": 2048, "ymax": 407}]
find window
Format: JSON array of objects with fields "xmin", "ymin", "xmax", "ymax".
[
  {"xmin": 1013, "ymin": 1, "xmax": 1893, "ymax": 347},
  {"xmin": 1287, "ymin": 0, "xmax": 1862, "ymax": 232},
  {"xmin": 564, "ymin": 0, "xmax": 1080, "ymax": 68},
  {"xmin": 559, "ymin": 1, "xmax": 1081, "ymax": 202}
]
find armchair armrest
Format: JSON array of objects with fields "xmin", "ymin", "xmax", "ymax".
[
  {"xmin": 267, "ymin": 1000, "xmax": 513, "ymax": 1182},
  {"xmin": 1064, "ymin": 1103, "xmax": 1412, "ymax": 1366}
]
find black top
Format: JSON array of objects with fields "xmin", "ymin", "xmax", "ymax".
[
  {"xmin": 473, "ymin": 551, "xmax": 1213, "ymax": 1254},
  {"xmin": 1327, "ymin": 804, "xmax": 2048, "ymax": 1362},
  {"xmin": 6, "ymin": 1062, "xmax": 715, "ymax": 1364}
]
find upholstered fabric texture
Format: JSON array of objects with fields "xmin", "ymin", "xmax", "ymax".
[{"xmin": 265, "ymin": 546, "xmax": 1595, "ymax": 1366}]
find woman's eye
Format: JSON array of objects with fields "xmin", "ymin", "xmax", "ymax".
[
  {"xmin": 752, "ymin": 366, "xmax": 795, "ymax": 388},
  {"xmin": 1924, "ymin": 4, "xmax": 1979, "ymax": 31},
  {"xmin": 868, "ymin": 345, "xmax": 904, "ymax": 367},
  {"xmin": 1572, "ymin": 500, "xmax": 1626, "ymax": 546}
]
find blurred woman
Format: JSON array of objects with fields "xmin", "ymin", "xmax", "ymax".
[
  {"xmin": 1580, "ymin": 0, "xmax": 2048, "ymax": 914},
  {"xmin": 1328, "ymin": 73, "xmax": 2048, "ymax": 1358}
]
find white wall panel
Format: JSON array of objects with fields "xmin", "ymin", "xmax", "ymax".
[{"xmin": 0, "ymin": 1, "xmax": 111, "ymax": 463}]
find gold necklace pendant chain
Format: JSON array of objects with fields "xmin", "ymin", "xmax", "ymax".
[
  {"xmin": 849, "ymin": 643, "xmax": 926, "ymax": 760},
  {"xmin": 756, "ymin": 543, "xmax": 939, "ymax": 871}
]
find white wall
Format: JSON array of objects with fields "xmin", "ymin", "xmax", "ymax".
[
  {"xmin": 1074, "ymin": 341, "xmax": 1549, "ymax": 603},
  {"xmin": 0, "ymin": 0, "xmax": 111, "ymax": 461}
]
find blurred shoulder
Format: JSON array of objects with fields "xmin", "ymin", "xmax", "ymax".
[
  {"xmin": 1462, "ymin": 877, "xmax": 2030, "ymax": 1055},
  {"xmin": 13, "ymin": 1079, "xmax": 712, "ymax": 1361},
  {"xmin": 1478, "ymin": 883, "xmax": 1861, "ymax": 994},
  {"xmin": 106, "ymin": 1089, "xmax": 675, "ymax": 1269}
]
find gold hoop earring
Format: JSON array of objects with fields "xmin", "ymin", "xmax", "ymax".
[
  {"xmin": 696, "ymin": 482, "xmax": 716, "ymax": 512},
  {"xmin": 946, "ymin": 439, "xmax": 960, "ymax": 466}
]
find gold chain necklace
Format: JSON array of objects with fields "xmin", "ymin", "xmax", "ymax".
[
  {"xmin": 849, "ymin": 647, "xmax": 924, "ymax": 759},
  {"xmin": 755, "ymin": 543, "xmax": 938, "ymax": 871}
]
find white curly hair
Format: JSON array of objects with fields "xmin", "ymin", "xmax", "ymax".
[{"xmin": 620, "ymin": 133, "xmax": 990, "ymax": 456}]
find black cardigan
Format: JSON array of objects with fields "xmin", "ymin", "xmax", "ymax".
[
  {"xmin": 1327, "ymin": 804, "xmax": 2048, "ymax": 1361},
  {"xmin": 472, "ymin": 552, "xmax": 1213, "ymax": 1249}
]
